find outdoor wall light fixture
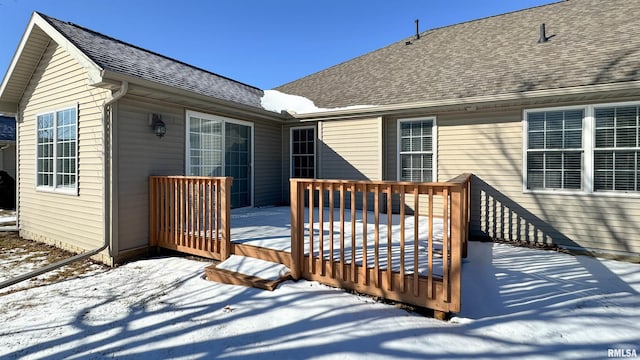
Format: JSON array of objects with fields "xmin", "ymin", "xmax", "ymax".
[{"xmin": 149, "ymin": 113, "xmax": 166, "ymax": 138}]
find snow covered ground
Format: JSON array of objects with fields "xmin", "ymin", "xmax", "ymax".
[{"xmin": 1, "ymin": 240, "xmax": 638, "ymax": 359}]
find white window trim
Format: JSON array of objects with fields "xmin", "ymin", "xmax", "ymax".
[
  {"xmin": 523, "ymin": 101, "xmax": 640, "ymax": 197},
  {"xmin": 396, "ymin": 117, "xmax": 438, "ymax": 182},
  {"xmin": 522, "ymin": 105, "xmax": 586, "ymax": 194},
  {"xmin": 289, "ymin": 126, "xmax": 316, "ymax": 178},
  {"xmin": 34, "ymin": 104, "xmax": 79, "ymax": 195},
  {"xmin": 185, "ymin": 110, "xmax": 255, "ymax": 207}
]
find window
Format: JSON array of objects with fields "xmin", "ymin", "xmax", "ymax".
[
  {"xmin": 398, "ymin": 118, "xmax": 436, "ymax": 182},
  {"xmin": 36, "ymin": 106, "xmax": 77, "ymax": 192},
  {"xmin": 525, "ymin": 109, "xmax": 583, "ymax": 190},
  {"xmin": 186, "ymin": 111, "xmax": 253, "ymax": 208},
  {"xmin": 594, "ymin": 105, "xmax": 639, "ymax": 192},
  {"xmin": 291, "ymin": 127, "xmax": 315, "ymax": 178},
  {"xmin": 524, "ymin": 102, "xmax": 640, "ymax": 195}
]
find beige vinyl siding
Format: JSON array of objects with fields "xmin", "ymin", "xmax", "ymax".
[
  {"xmin": 438, "ymin": 110, "xmax": 522, "ymax": 188},
  {"xmin": 18, "ymin": 42, "xmax": 110, "ymax": 254},
  {"xmin": 434, "ymin": 107, "xmax": 640, "ymax": 255},
  {"xmin": 253, "ymin": 119, "xmax": 282, "ymax": 206},
  {"xmin": 115, "ymin": 98, "xmax": 185, "ymax": 252},
  {"xmin": 314, "ymin": 118, "xmax": 382, "ymax": 211},
  {"xmin": 318, "ymin": 117, "xmax": 382, "ymax": 180}
]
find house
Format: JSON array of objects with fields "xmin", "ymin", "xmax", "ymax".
[
  {"xmin": 0, "ymin": 12, "xmax": 285, "ymax": 264},
  {"xmin": 276, "ymin": 0, "xmax": 640, "ymax": 259},
  {"xmin": 0, "ymin": 0, "xmax": 638, "ymax": 267}
]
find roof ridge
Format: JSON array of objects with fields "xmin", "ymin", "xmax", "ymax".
[
  {"xmin": 413, "ymin": 0, "xmax": 567, "ymax": 39},
  {"xmin": 276, "ymin": 0, "xmax": 568, "ymax": 90},
  {"xmin": 36, "ymin": 12, "xmax": 263, "ymax": 92}
]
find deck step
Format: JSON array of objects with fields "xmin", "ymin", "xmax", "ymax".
[{"xmin": 204, "ymin": 255, "xmax": 292, "ymax": 291}]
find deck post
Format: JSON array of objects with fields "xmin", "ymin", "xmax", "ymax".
[
  {"xmin": 149, "ymin": 177, "xmax": 158, "ymax": 247},
  {"xmin": 220, "ymin": 177, "xmax": 232, "ymax": 261},
  {"xmin": 462, "ymin": 177, "xmax": 471, "ymax": 258},
  {"xmin": 449, "ymin": 187, "xmax": 463, "ymax": 313},
  {"xmin": 290, "ymin": 179, "xmax": 303, "ymax": 280}
]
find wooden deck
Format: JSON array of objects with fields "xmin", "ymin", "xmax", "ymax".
[
  {"xmin": 149, "ymin": 174, "xmax": 472, "ymax": 316},
  {"xmin": 149, "ymin": 176, "xmax": 232, "ymax": 261},
  {"xmin": 290, "ymin": 175, "xmax": 471, "ymax": 314}
]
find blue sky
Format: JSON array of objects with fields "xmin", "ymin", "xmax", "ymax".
[{"xmin": 0, "ymin": 0, "xmax": 558, "ymax": 89}]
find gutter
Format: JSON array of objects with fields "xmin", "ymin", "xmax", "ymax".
[
  {"xmin": 98, "ymin": 71, "xmax": 286, "ymax": 122},
  {"xmin": 0, "ymin": 81, "xmax": 128, "ymax": 290},
  {"xmin": 290, "ymin": 80, "xmax": 640, "ymax": 121}
]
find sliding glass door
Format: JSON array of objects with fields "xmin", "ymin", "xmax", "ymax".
[{"xmin": 187, "ymin": 111, "xmax": 252, "ymax": 208}]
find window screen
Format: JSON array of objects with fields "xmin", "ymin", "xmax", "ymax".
[
  {"xmin": 399, "ymin": 119, "xmax": 434, "ymax": 182},
  {"xmin": 291, "ymin": 127, "xmax": 315, "ymax": 178},
  {"xmin": 594, "ymin": 106, "xmax": 639, "ymax": 192},
  {"xmin": 526, "ymin": 110, "xmax": 583, "ymax": 190}
]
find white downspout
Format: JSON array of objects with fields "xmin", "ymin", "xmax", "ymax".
[
  {"xmin": 103, "ymin": 81, "xmax": 128, "ymax": 259},
  {"xmin": 0, "ymin": 81, "xmax": 128, "ymax": 290},
  {"xmin": 14, "ymin": 104, "xmax": 19, "ymax": 229}
]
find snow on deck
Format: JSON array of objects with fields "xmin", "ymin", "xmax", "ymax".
[{"xmin": 230, "ymin": 206, "xmax": 446, "ymax": 276}]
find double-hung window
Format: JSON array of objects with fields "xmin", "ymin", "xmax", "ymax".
[
  {"xmin": 525, "ymin": 109, "xmax": 583, "ymax": 190},
  {"xmin": 524, "ymin": 102, "xmax": 640, "ymax": 195},
  {"xmin": 594, "ymin": 105, "xmax": 639, "ymax": 192},
  {"xmin": 398, "ymin": 118, "xmax": 436, "ymax": 182},
  {"xmin": 290, "ymin": 127, "xmax": 315, "ymax": 178},
  {"xmin": 36, "ymin": 106, "xmax": 78, "ymax": 193}
]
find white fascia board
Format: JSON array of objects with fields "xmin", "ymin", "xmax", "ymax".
[{"xmin": 0, "ymin": 15, "xmax": 39, "ymax": 100}]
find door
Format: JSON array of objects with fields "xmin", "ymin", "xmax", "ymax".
[
  {"xmin": 225, "ymin": 122, "xmax": 251, "ymax": 208},
  {"xmin": 187, "ymin": 111, "xmax": 253, "ymax": 208}
]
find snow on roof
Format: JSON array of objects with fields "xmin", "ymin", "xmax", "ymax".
[{"xmin": 261, "ymin": 89, "xmax": 374, "ymax": 115}]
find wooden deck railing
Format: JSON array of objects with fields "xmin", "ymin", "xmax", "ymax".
[
  {"xmin": 290, "ymin": 174, "xmax": 472, "ymax": 314},
  {"xmin": 149, "ymin": 176, "xmax": 232, "ymax": 260}
]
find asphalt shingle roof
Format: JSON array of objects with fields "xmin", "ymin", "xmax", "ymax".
[
  {"xmin": 276, "ymin": 0, "xmax": 640, "ymax": 109},
  {"xmin": 39, "ymin": 13, "xmax": 265, "ymax": 110}
]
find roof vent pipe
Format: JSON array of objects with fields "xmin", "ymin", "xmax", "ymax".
[
  {"xmin": 415, "ymin": 19, "xmax": 420, "ymax": 40},
  {"xmin": 538, "ymin": 23, "xmax": 548, "ymax": 43}
]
